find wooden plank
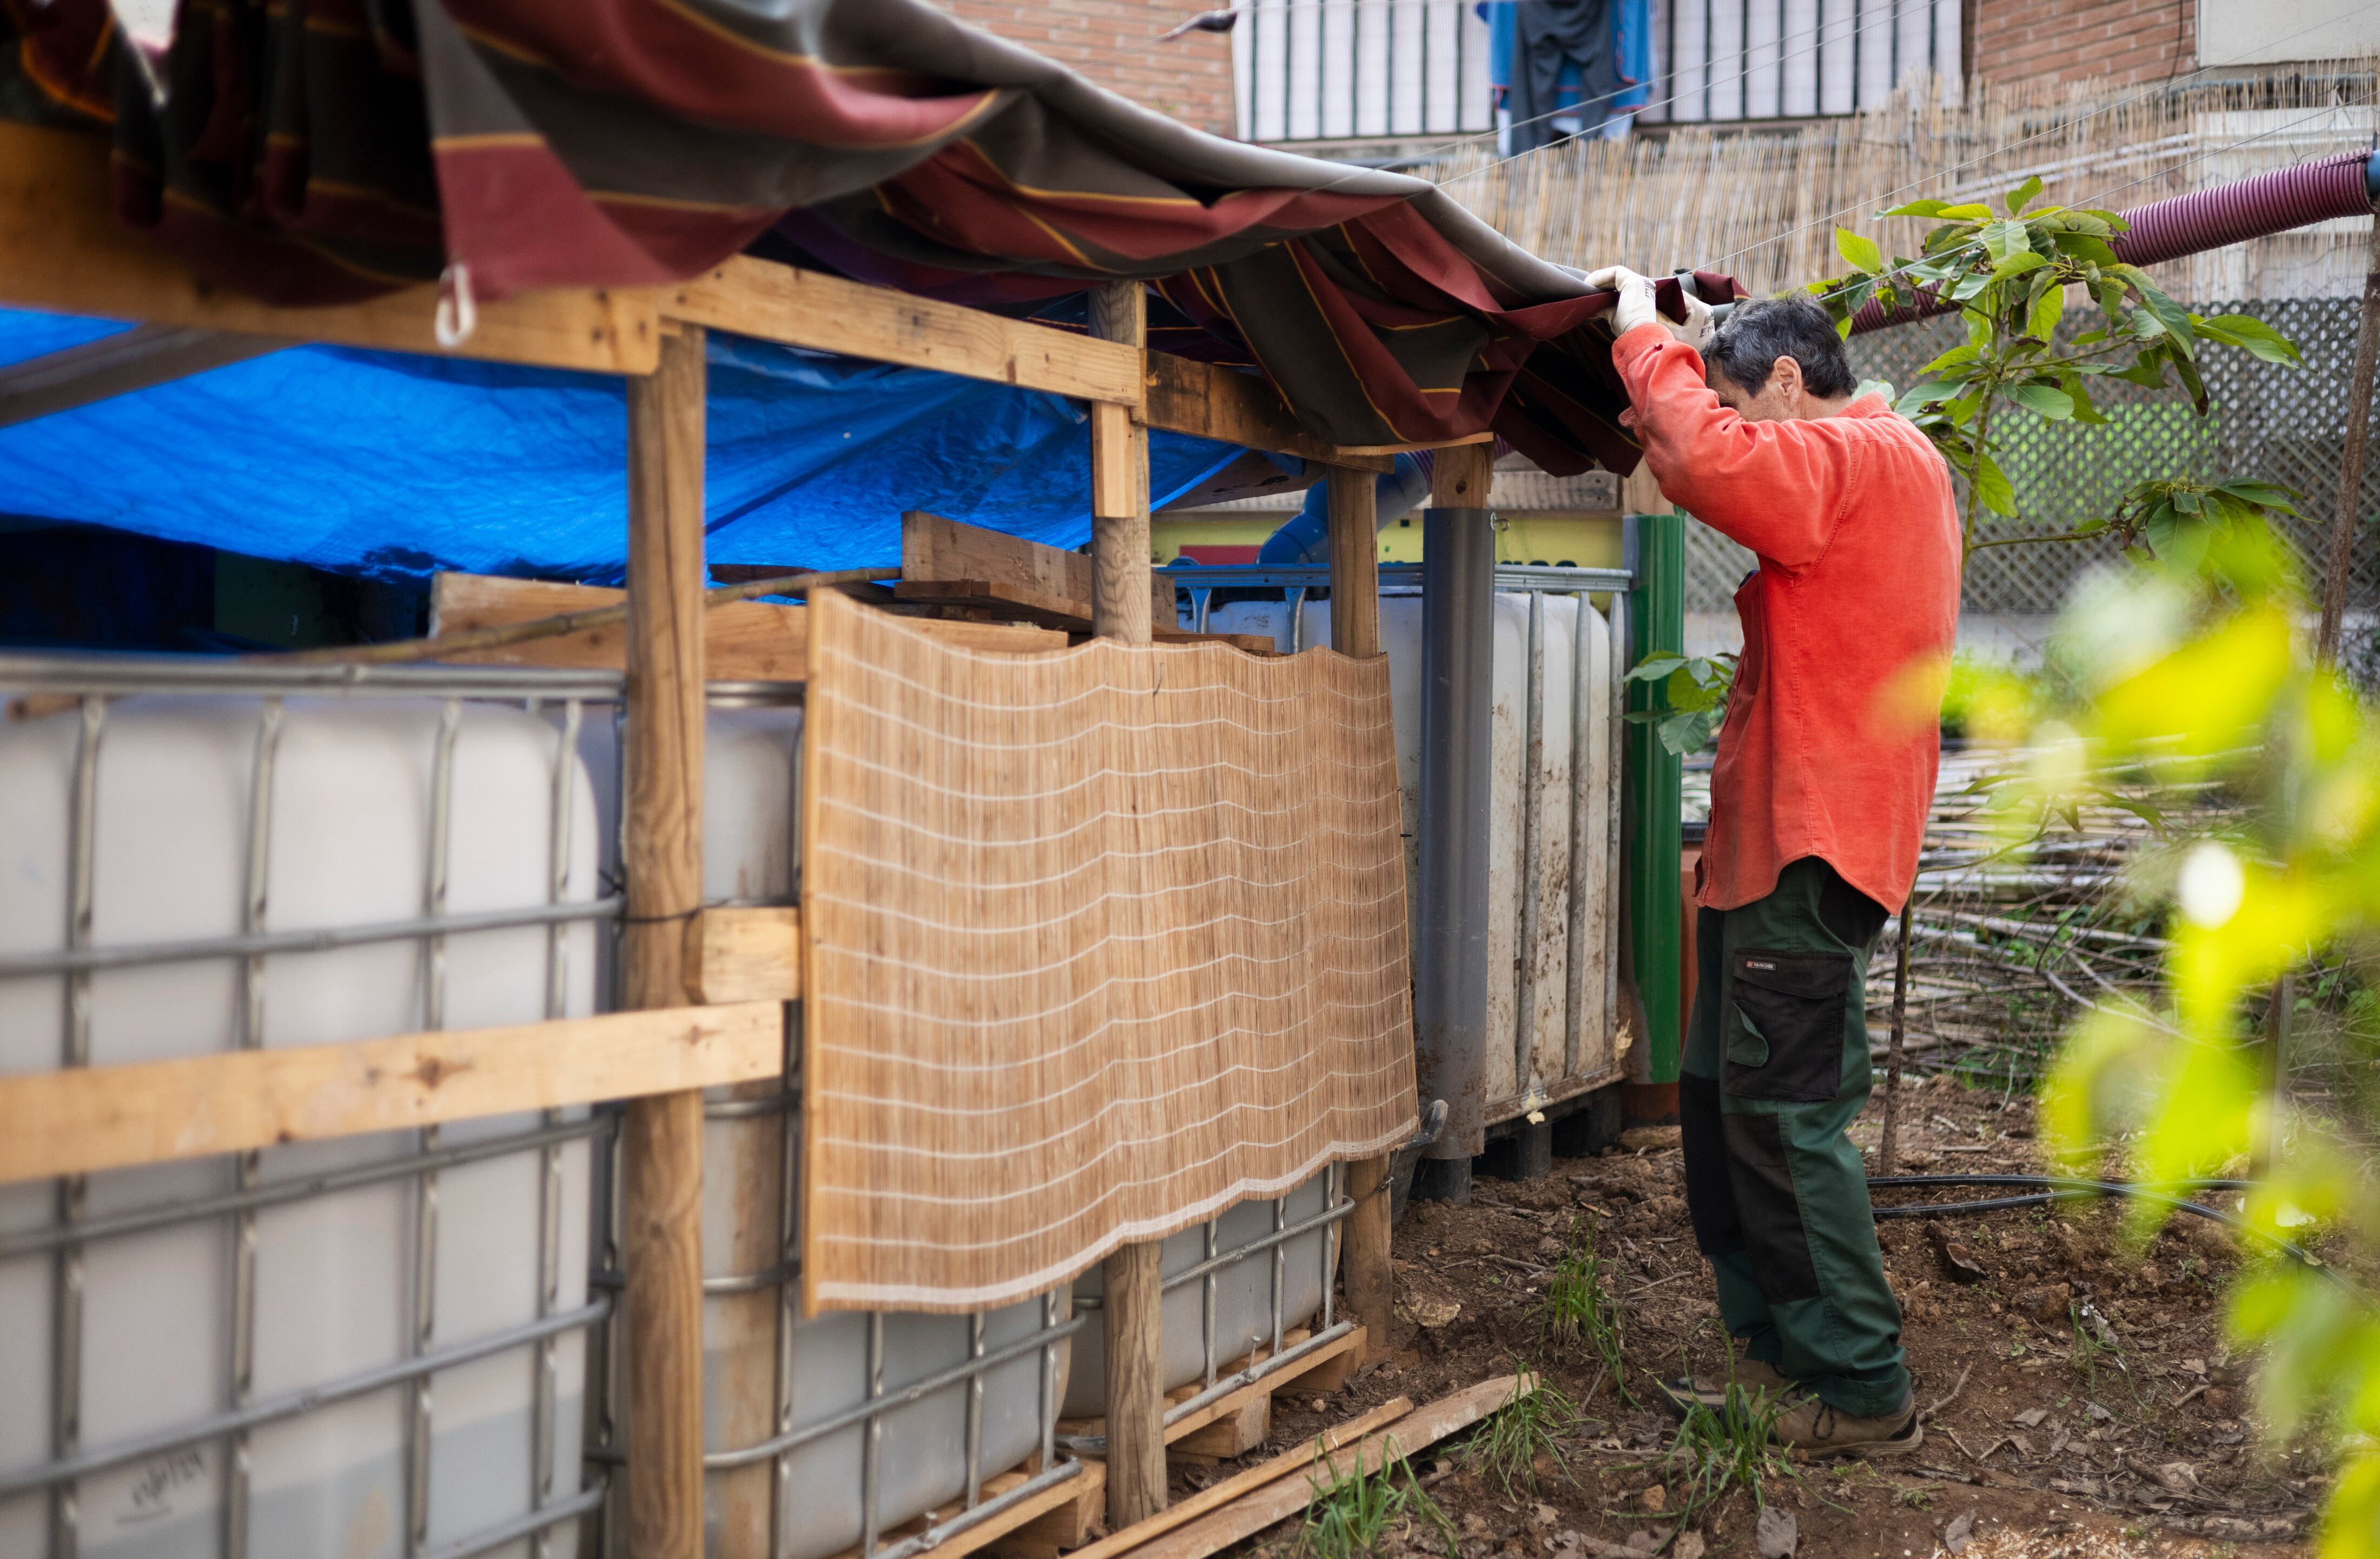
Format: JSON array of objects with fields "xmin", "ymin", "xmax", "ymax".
[
  {"xmin": 1061, "ymin": 1398, "xmax": 1413, "ymax": 1559},
  {"xmin": 983, "ymin": 1468, "xmax": 1105, "ymax": 1559},
  {"xmin": 1115, "ymin": 1375, "xmax": 1534, "ymax": 1559},
  {"xmin": 1171, "ymin": 1394, "xmax": 1269, "ymax": 1462},
  {"xmin": 1325, "ymin": 465, "xmax": 1382, "ymax": 660},
  {"xmin": 1160, "ymin": 1327, "xmax": 1365, "ymax": 1448},
  {"xmin": 0, "ymin": 322, "xmax": 284, "ymax": 428},
  {"xmin": 695, "ymin": 906, "xmax": 802, "ymax": 1003},
  {"xmin": 1089, "ymin": 283, "xmax": 1154, "ymax": 647},
  {"xmin": 903, "ymin": 510, "xmax": 1093, "ymax": 608},
  {"xmin": 0, "ymin": 1003, "xmax": 781, "ymax": 1184},
  {"xmin": 896, "ymin": 579, "xmax": 1091, "ymax": 631},
  {"xmin": 1142, "ymin": 352, "xmax": 1393, "ymax": 474},
  {"xmin": 431, "ymin": 572, "xmax": 808, "ymax": 682},
  {"xmin": 0, "ymin": 122, "xmax": 658, "ymax": 375},
  {"xmin": 1091, "ymin": 400, "xmax": 1140, "ymax": 520},
  {"xmin": 1333, "ymin": 430, "xmax": 1493, "ymax": 458},
  {"xmin": 666, "ymin": 256, "xmax": 1141, "ymax": 407},
  {"xmin": 1153, "ymin": 628, "xmax": 1278, "ymax": 656},
  {"xmin": 1431, "ymin": 441, "xmax": 1496, "ymax": 507},
  {"xmin": 827, "ymin": 1461, "xmax": 1106, "ymax": 1559},
  {"xmin": 623, "ymin": 324, "xmax": 709, "ymax": 1559}
]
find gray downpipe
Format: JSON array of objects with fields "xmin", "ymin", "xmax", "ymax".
[{"xmin": 1413, "ymin": 506, "xmax": 1495, "ymax": 1189}]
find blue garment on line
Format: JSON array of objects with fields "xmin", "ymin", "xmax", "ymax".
[{"xmin": 0, "ymin": 310, "xmax": 1245, "ymax": 581}]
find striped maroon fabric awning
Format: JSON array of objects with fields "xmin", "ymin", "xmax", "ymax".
[{"xmin": 0, "ymin": 0, "xmax": 1735, "ymax": 472}]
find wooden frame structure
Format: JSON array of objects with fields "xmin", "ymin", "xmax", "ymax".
[{"xmin": 0, "ymin": 117, "xmax": 1430, "ymax": 1558}]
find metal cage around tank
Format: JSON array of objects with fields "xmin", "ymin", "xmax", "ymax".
[{"xmin": 0, "ymin": 654, "xmax": 1086, "ymax": 1559}]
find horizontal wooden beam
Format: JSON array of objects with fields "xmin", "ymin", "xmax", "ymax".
[
  {"xmin": 1142, "ymin": 352, "xmax": 1393, "ymax": 473},
  {"xmin": 0, "ymin": 122, "xmax": 658, "ymax": 375},
  {"xmin": 0, "ymin": 322, "xmax": 286, "ymax": 427},
  {"xmin": 0, "ymin": 1002, "xmax": 782, "ymax": 1184},
  {"xmin": 665, "ymin": 256, "xmax": 1144, "ymax": 406}
]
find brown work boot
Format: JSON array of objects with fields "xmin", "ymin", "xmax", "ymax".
[
  {"xmin": 1656, "ymin": 1356, "xmax": 1802, "ymax": 1416},
  {"xmin": 1770, "ymin": 1389, "xmax": 1923, "ymax": 1456}
]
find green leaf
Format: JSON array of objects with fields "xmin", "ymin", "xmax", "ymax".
[
  {"xmin": 1896, "ymin": 379, "xmax": 1960, "ymax": 414},
  {"xmin": 1981, "ymin": 220, "xmax": 2032, "ymax": 263},
  {"xmin": 1936, "ymin": 203, "xmax": 1994, "ymax": 221},
  {"xmin": 1992, "ymin": 249, "xmax": 2050, "ymax": 281},
  {"xmin": 1624, "ymin": 653, "xmax": 1689, "ymax": 685},
  {"xmin": 2112, "ymin": 353, "xmax": 2170, "ymax": 389},
  {"xmin": 2004, "ymin": 175, "xmax": 2045, "ymax": 215},
  {"xmin": 2025, "ymin": 282, "xmax": 2066, "ymax": 343},
  {"xmin": 1654, "ymin": 708, "xmax": 1719, "ymax": 758},
  {"xmin": 1920, "ymin": 343, "xmax": 1982, "ymax": 376},
  {"xmin": 1881, "ymin": 199, "xmax": 1951, "ymax": 218},
  {"xmin": 2048, "ymin": 230, "xmax": 2120, "ymax": 268},
  {"xmin": 1854, "ymin": 376, "xmax": 1898, "ymax": 405},
  {"xmin": 1835, "ymin": 227, "xmax": 1885, "ymax": 275},
  {"xmin": 2007, "ymin": 382, "xmax": 2074, "ymax": 420},
  {"xmin": 2196, "ymin": 312, "xmax": 2302, "ymax": 366},
  {"xmin": 2132, "ymin": 277, "xmax": 2196, "ymax": 360},
  {"xmin": 1972, "ymin": 449, "xmax": 2018, "ymax": 517},
  {"xmin": 2172, "ymin": 488, "xmax": 2202, "ymax": 515},
  {"xmin": 2217, "ymin": 478, "xmax": 2300, "ymax": 514},
  {"xmin": 2057, "ymin": 367, "xmax": 2107, "ymax": 424}
]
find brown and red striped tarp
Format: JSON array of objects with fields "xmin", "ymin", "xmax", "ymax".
[{"xmin": 0, "ymin": 0, "xmax": 1735, "ymax": 468}]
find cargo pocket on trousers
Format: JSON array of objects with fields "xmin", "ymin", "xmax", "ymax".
[{"xmin": 1724, "ymin": 949, "xmax": 1851, "ymax": 1103}]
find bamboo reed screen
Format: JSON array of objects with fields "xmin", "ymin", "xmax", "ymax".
[
  {"xmin": 798, "ymin": 590, "xmax": 1418, "ymax": 1313},
  {"xmin": 1434, "ymin": 70, "xmax": 2379, "ymax": 304}
]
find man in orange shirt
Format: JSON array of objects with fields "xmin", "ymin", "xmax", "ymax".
[{"xmin": 1588, "ymin": 269, "xmax": 1961, "ymax": 1454}]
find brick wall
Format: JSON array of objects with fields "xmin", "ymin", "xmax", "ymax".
[
  {"xmin": 1968, "ymin": 0, "xmax": 2196, "ymax": 89},
  {"xmin": 942, "ymin": 2, "xmax": 1238, "ymax": 137}
]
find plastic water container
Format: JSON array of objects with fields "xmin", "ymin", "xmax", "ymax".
[
  {"xmin": 1059, "ymin": 1171, "xmax": 1334, "ymax": 1416},
  {"xmin": 579, "ymin": 707, "xmax": 1071, "ymax": 1559},
  {"xmin": 0, "ymin": 694, "xmax": 600, "ymax": 1559}
]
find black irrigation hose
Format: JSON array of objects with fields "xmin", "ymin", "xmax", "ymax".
[{"xmin": 1865, "ymin": 1172, "xmax": 2366, "ymax": 1299}]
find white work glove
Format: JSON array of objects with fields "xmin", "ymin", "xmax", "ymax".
[
  {"xmin": 1584, "ymin": 265, "xmax": 1716, "ymax": 349},
  {"xmin": 1584, "ymin": 264, "xmax": 1658, "ymax": 335}
]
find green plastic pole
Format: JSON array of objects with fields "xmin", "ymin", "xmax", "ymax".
[{"xmin": 1623, "ymin": 510, "xmax": 1684, "ymax": 1087}]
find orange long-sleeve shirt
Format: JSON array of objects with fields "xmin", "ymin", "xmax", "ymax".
[{"xmin": 1612, "ymin": 322, "xmax": 1962, "ymax": 914}]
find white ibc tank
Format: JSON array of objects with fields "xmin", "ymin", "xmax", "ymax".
[
  {"xmin": 1201, "ymin": 591, "xmax": 1617, "ymax": 1111},
  {"xmin": 1060, "ymin": 1172, "xmax": 1333, "ymax": 1417},
  {"xmin": 0, "ymin": 694, "xmax": 599, "ymax": 1559},
  {"xmin": 580, "ymin": 707, "xmax": 1066, "ymax": 1559}
]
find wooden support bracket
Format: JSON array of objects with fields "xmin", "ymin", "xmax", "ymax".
[
  {"xmin": 693, "ymin": 906, "xmax": 803, "ymax": 1003},
  {"xmin": 0, "ymin": 1002, "xmax": 783, "ymax": 1184}
]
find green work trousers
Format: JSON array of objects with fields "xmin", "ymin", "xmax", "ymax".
[{"xmin": 1680, "ymin": 854, "xmax": 1909, "ymax": 1417}]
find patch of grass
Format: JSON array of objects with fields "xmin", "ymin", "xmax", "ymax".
[
  {"xmin": 1299, "ymin": 1437, "xmax": 1456, "ymax": 1559},
  {"xmin": 1538, "ymin": 1217, "xmax": 1633, "ymax": 1404},
  {"xmin": 1464, "ymin": 1370, "xmax": 1582, "ymax": 1497},
  {"xmin": 1665, "ymin": 1381, "xmax": 1799, "ymax": 1521}
]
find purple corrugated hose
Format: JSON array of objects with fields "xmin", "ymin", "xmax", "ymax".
[{"xmin": 1845, "ymin": 149, "xmax": 2379, "ymax": 335}]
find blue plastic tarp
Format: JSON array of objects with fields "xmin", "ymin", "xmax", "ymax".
[{"xmin": 0, "ymin": 309, "xmax": 1248, "ymax": 581}]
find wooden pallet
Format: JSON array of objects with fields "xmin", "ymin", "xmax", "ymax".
[
  {"xmin": 820, "ymin": 1457, "xmax": 1107, "ymax": 1559},
  {"xmin": 1059, "ymin": 1324, "xmax": 1368, "ymax": 1465}
]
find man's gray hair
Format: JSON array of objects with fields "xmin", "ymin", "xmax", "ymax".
[{"xmin": 1701, "ymin": 295, "xmax": 1858, "ymax": 400}]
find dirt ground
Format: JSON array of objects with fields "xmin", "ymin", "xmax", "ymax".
[{"xmin": 1187, "ymin": 1076, "xmax": 2325, "ymax": 1558}]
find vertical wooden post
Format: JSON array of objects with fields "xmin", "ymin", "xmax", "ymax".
[
  {"xmin": 1088, "ymin": 279, "xmax": 1167, "ymax": 1527},
  {"xmin": 622, "ymin": 324, "xmax": 709, "ymax": 1559},
  {"xmin": 1326, "ymin": 465, "xmax": 1396, "ymax": 1356},
  {"xmin": 1089, "ymin": 282, "xmax": 1153, "ymax": 646}
]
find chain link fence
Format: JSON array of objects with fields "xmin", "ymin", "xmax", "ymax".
[{"xmin": 1677, "ymin": 296, "xmax": 2380, "ymax": 685}]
